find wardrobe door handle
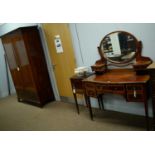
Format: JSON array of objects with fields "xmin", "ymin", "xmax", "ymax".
[
  {"xmin": 52, "ymin": 64, "xmax": 57, "ymax": 70},
  {"xmin": 17, "ymin": 67, "xmax": 20, "ymax": 71}
]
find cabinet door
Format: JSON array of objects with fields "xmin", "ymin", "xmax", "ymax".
[
  {"xmin": 13, "ymin": 35, "xmax": 39, "ymax": 101},
  {"xmin": 3, "ymin": 40, "xmax": 24, "ymax": 97}
]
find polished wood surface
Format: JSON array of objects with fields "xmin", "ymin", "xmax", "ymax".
[
  {"xmin": 22, "ymin": 26, "xmax": 55, "ymax": 104},
  {"xmin": 2, "ymin": 31, "xmax": 27, "ymax": 98},
  {"xmin": 1, "ymin": 26, "xmax": 55, "ymax": 106},
  {"xmin": 83, "ymin": 69, "xmax": 150, "ymax": 84}
]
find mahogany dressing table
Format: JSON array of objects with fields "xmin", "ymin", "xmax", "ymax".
[{"xmin": 71, "ymin": 31, "xmax": 153, "ymax": 130}]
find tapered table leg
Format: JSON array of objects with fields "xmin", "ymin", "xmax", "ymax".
[
  {"xmin": 100, "ymin": 95, "xmax": 104, "ymax": 110},
  {"xmin": 86, "ymin": 96, "xmax": 93, "ymax": 120},
  {"xmin": 151, "ymin": 99, "xmax": 155, "ymax": 130},
  {"xmin": 97, "ymin": 96, "xmax": 102, "ymax": 110},
  {"xmin": 73, "ymin": 93, "xmax": 80, "ymax": 114},
  {"xmin": 144, "ymin": 100, "xmax": 149, "ymax": 130},
  {"xmin": 84, "ymin": 94, "xmax": 88, "ymax": 107}
]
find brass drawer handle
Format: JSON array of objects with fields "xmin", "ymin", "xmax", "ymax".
[{"xmin": 133, "ymin": 88, "xmax": 136, "ymax": 97}]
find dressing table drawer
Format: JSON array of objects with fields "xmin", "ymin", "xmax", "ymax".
[
  {"xmin": 86, "ymin": 90, "xmax": 96, "ymax": 97},
  {"xmin": 108, "ymin": 84, "xmax": 125, "ymax": 94},
  {"xmin": 126, "ymin": 84, "xmax": 144, "ymax": 102},
  {"xmin": 84, "ymin": 83, "xmax": 96, "ymax": 97},
  {"xmin": 70, "ymin": 79, "xmax": 83, "ymax": 90},
  {"xmin": 126, "ymin": 93, "xmax": 144, "ymax": 102},
  {"xmin": 96, "ymin": 84, "xmax": 125, "ymax": 94},
  {"xmin": 96, "ymin": 84, "xmax": 107, "ymax": 94}
]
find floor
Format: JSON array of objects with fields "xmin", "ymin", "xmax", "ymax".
[{"xmin": 0, "ymin": 95, "xmax": 150, "ymax": 131}]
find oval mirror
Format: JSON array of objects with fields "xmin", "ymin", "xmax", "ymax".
[{"xmin": 100, "ymin": 31, "xmax": 139, "ymax": 64}]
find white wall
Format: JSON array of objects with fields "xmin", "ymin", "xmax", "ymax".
[
  {"xmin": 70, "ymin": 23, "xmax": 155, "ymax": 116},
  {"xmin": 0, "ymin": 23, "xmax": 38, "ymax": 36}
]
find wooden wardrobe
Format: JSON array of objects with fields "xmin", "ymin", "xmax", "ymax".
[{"xmin": 1, "ymin": 26, "xmax": 55, "ymax": 107}]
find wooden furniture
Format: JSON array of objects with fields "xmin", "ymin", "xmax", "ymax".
[
  {"xmin": 82, "ymin": 30, "xmax": 152, "ymax": 130},
  {"xmin": 70, "ymin": 73, "xmax": 104, "ymax": 114},
  {"xmin": 82, "ymin": 69, "xmax": 150, "ymax": 130},
  {"xmin": 1, "ymin": 26, "xmax": 55, "ymax": 107}
]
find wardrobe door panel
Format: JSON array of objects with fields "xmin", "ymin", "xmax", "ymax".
[
  {"xmin": 15, "ymin": 40, "xmax": 29, "ymax": 66},
  {"xmin": 3, "ymin": 42, "xmax": 24, "ymax": 97},
  {"xmin": 21, "ymin": 27, "xmax": 55, "ymax": 103},
  {"xmin": 3, "ymin": 43, "xmax": 17, "ymax": 69},
  {"xmin": 13, "ymin": 36, "xmax": 39, "ymax": 101}
]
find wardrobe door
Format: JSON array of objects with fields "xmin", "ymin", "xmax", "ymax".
[
  {"xmin": 13, "ymin": 34, "xmax": 39, "ymax": 102},
  {"xmin": 2, "ymin": 38, "xmax": 24, "ymax": 98}
]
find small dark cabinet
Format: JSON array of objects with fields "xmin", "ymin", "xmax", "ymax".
[{"xmin": 1, "ymin": 26, "xmax": 55, "ymax": 106}]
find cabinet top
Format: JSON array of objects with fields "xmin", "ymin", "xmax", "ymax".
[{"xmin": 0, "ymin": 25, "xmax": 39, "ymax": 37}]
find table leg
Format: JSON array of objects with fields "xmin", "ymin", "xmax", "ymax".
[
  {"xmin": 86, "ymin": 96, "xmax": 93, "ymax": 120},
  {"xmin": 100, "ymin": 95, "xmax": 104, "ymax": 110},
  {"xmin": 84, "ymin": 94, "xmax": 88, "ymax": 107},
  {"xmin": 144, "ymin": 100, "xmax": 149, "ymax": 130},
  {"xmin": 151, "ymin": 99, "xmax": 155, "ymax": 130},
  {"xmin": 97, "ymin": 96, "xmax": 102, "ymax": 110},
  {"xmin": 73, "ymin": 93, "xmax": 80, "ymax": 114}
]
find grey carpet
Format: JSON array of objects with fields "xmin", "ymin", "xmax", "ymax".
[{"xmin": 0, "ymin": 95, "xmax": 149, "ymax": 131}]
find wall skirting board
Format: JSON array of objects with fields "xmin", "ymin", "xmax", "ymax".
[{"xmin": 60, "ymin": 95, "xmax": 86, "ymax": 105}]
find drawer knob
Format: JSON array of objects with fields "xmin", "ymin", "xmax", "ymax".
[{"xmin": 134, "ymin": 88, "xmax": 136, "ymax": 98}]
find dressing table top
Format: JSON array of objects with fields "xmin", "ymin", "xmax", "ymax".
[{"xmin": 83, "ymin": 69, "xmax": 150, "ymax": 84}]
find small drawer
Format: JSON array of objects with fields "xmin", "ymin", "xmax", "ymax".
[
  {"xmin": 85, "ymin": 83, "xmax": 96, "ymax": 88},
  {"xmin": 84, "ymin": 82, "xmax": 96, "ymax": 97},
  {"xmin": 86, "ymin": 89, "xmax": 96, "ymax": 97},
  {"xmin": 126, "ymin": 84, "xmax": 144, "ymax": 102},
  {"xmin": 71, "ymin": 79, "xmax": 83, "ymax": 90},
  {"xmin": 109, "ymin": 84, "xmax": 125, "ymax": 94},
  {"xmin": 126, "ymin": 93, "xmax": 144, "ymax": 102},
  {"xmin": 96, "ymin": 84, "xmax": 107, "ymax": 94},
  {"xmin": 109, "ymin": 84, "xmax": 124, "ymax": 90}
]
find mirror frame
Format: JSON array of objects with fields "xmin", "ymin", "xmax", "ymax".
[{"xmin": 99, "ymin": 30, "xmax": 139, "ymax": 65}]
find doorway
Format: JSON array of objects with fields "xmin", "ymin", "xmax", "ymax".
[{"xmin": 42, "ymin": 24, "xmax": 76, "ymax": 99}]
